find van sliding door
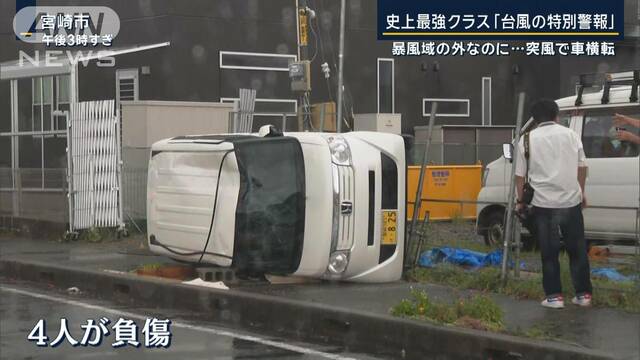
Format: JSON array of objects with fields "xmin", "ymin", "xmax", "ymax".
[{"xmin": 579, "ymin": 109, "xmax": 639, "ymax": 240}]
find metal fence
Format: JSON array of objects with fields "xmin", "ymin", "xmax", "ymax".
[
  {"xmin": 0, "ymin": 164, "xmax": 147, "ymax": 228},
  {"xmin": 0, "ymin": 167, "xmax": 68, "ymax": 224},
  {"xmin": 122, "ymin": 146, "xmax": 149, "ymax": 224},
  {"xmin": 227, "ymin": 111, "xmax": 337, "ymax": 133},
  {"xmin": 410, "ymin": 142, "xmax": 505, "ymax": 166},
  {"xmin": 122, "ymin": 166, "xmax": 148, "ymax": 221}
]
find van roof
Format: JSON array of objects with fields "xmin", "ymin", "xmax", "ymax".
[
  {"xmin": 169, "ymin": 134, "xmax": 255, "ymax": 144},
  {"xmin": 556, "ymin": 85, "xmax": 638, "ymax": 110}
]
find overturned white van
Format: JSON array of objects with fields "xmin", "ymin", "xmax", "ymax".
[{"xmin": 147, "ymin": 129, "xmax": 406, "ymax": 282}]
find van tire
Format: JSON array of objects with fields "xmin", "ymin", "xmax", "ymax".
[
  {"xmin": 483, "ymin": 210, "xmax": 537, "ymax": 250},
  {"xmin": 483, "ymin": 211, "xmax": 505, "ymax": 248}
]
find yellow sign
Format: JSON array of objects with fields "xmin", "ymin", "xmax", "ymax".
[
  {"xmin": 382, "ymin": 210, "xmax": 397, "ymax": 245},
  {"xmin": 299, "ymin": 11, "xmax": 308, "ymax": 46}
]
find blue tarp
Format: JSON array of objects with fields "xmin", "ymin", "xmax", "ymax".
[
  {"xmin": 418, "ymin": 247, "xmax": 509, "ymax": 269},
  {"xmin": 591, "ymin": 268, "xmax": 638, "ymax": 283},
  {"xmin": 418, "ymin": 248, "xmax": 636, "ymax": 281}
]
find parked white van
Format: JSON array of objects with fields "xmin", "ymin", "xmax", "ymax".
[
  {"xmin": 477, "ymin": 76, "xmax": 639, "ymax": 247},
  {"xmin": 147, "ymin": 127, "xmax": 406, "ymax": 282}
]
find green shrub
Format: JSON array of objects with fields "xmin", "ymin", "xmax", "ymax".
[
  {"xmin": 409, "ymin": 262, "xmax": 640, "ymax": 313},
  {"xmin": 391, "ymin": 290, "xmax": 505, "ymax": 332}
]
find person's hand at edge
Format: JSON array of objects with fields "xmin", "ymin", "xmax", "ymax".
[
  {"xmin": 616, "ymin": 129, "xmax": 640, "ymax": 144},
  {"xmin": 614, "ymin": 113, "xmax": 629, "ymax": 127}
]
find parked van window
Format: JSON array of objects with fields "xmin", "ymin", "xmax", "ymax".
[
  {"xmin": 558, "ymin": 114, "xmax": 571, "ymax": 128},
  {"xmin": 582, "ymin": 112, "xmax": 640, "ymax": 159},
  {"xmin": 521, "ymin": 113, "xmax": 570, "ymax": 134}
]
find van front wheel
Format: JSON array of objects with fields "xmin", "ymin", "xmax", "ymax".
[{"xmin": 483, "ymin": 211, "xmax": 505, "ymax": 248}]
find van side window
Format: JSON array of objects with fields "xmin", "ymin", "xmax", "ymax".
[
  {"xmin": 557, "ymin": 114, "xmax": 571, "ymax": 128},
  {"xmin": 581, "ymin": 113, "xmax": 639, "ymax": 158},
  {"xmin": 521, "ymin": 113, "xmax": 570, "ymax": 134}
]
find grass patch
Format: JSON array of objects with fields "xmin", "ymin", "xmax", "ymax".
[
  {"xmin": 408, "ymin": 219, "xmax": 639, "ymax": 312},
  {"xmin": 420, "ymin": 220, "xmax": 492, "ymax": 254},
  {"xmin": 391, "ymin": 289, "xmax": 505, "ymax": 332},
  {"xmin": 511, "ymin": 322, "xmax": 565, "ymax": 342},
  {"xmin": 70, "ymin": 227, "xmax": 120, "ymax": 243},
  {"xmin": 0, "ymin": 228, "xmax": 21, "ymax": 238},
  {"xmin": 138, "ymin": 263, "xmax": 163, "ymax": 271},
  {"xmin": 408, "ymin": 256, "xmax": 640, "ymax": 313},
  {"xmin": 524, "ymin": 323, "xmax": 557, "ymax": 340}
]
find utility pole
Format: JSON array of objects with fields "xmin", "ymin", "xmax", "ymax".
[
  {"xmin": 336, "ymin": 0, "xmax": 346, "ymax": 133},
  {"xmin": 296, "ymin": 0, "xmax": 312, "ymax": 130}
]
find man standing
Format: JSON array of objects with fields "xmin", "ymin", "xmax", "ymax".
[{"xmin": 515, "ymin": 99, "xmax": 592, "ymax": 309}]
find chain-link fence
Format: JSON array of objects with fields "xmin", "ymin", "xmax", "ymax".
[
  {"xmin": 0, "ymin": 162, "xmax": 148, "ymax": 229},
  {"xmin": 121, "ymin": 147, "xmax": 149, "ymax": 231},
  {"xmin": 227, "ymin": 111, "xmax": 338, "ymax": 133},
  {"xmin": 409, "ymin": 142, "xmax": 505, "ymax": 166}
]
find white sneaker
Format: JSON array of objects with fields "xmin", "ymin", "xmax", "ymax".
[
  {"xmin": 541, "ymin": 295, "xmax": 565, "ymax": 309},
  {"xmin": 572, "ymin": 293, "xmax": 592, "ymax": 307}
]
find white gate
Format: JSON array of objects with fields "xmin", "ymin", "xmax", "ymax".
[{"xmin": 67, "ymin": 100, "xmax": 124, "ymax": 232}]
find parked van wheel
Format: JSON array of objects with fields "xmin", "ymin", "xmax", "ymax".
[
  {"xmin": 483, "ymin": 211, "xmax": 538, "ymax": 250},
  {"xmin": 483, "ymin": 211, "xmax": 504, "ymax": 247}
]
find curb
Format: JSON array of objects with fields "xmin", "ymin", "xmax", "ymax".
[{"xmin": 0, "ymin": 259, "xmax": 613, "ymax": 360}]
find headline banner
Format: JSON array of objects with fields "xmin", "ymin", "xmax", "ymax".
[{"xmin": 378, "ymin": 0, "xmax": 624, "ymax": 41}]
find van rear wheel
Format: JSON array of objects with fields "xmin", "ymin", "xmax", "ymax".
[{"xmin": 483, "ymin": 210, "xmax": 537, "ymax": 250}]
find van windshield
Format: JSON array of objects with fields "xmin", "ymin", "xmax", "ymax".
[{"xmin": 232, "ymin": 137, "xmax": 306, "ymax": 275}]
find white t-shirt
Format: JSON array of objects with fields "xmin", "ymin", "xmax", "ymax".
[{"xmin": 515, "ymin": 121, "xmax": 586, "ymax": 208}]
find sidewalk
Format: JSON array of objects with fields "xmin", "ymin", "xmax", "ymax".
[{"xmin": 1, "ymin": 236, "xmax": 637, "ymax": 359}]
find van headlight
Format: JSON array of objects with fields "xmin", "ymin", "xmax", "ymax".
[
  {"xmin": 327, "ymin": 251, "xmax": 350, "ymax": 274},
  {"xmin": 327, "ymin": 136, "xmax": 351, "ymax": 166}
]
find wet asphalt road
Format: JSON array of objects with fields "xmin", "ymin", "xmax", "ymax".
[{"xmin": 0, "ymin": 282, "xmax": 379, "ymax": 360}]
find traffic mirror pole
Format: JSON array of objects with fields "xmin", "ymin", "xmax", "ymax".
[
  {"xmin": 409, "ymin": 102, "xmax": 437, "ymax": 268},
  {"xmin": 501, "ymin": 92, "xmax": 526, "ymax": 284},
  {"xmin": 336, "ymin": 0, "xmax": 346, "ymax": 133}
]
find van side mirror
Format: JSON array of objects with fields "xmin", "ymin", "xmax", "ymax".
[
  {"xmin": 502, "ymin": 143, "xmax": 514, "ymax": 162},
  {"xmin": 258, "ymin": 125, "xmax": 283, "ymax": 137}
]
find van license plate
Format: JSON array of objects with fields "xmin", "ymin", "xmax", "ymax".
[{"xmin": 382, "ymin": 210, "xmax": 397, "ymax": 245}]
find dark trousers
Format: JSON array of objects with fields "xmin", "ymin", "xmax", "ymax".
[{"xmin": 533, "ymin": 204, "xmax": 593, "ymax": 297}]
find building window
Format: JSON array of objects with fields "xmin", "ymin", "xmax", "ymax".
[
  {"xmin": 377, "ymin": 58, "xmax": 394, "ymax": 113},
  {"xmin": 422, "ymin": 98, "xmax": 470, "ymax": 117},
  {"xmin": 116, "ymin": 68, "xmax": 139, "ymax": 109},
  {"xmin": 482, "ymin": 77, "xmax": 492, "ymax": 126},
  {"xmin": 32, "ymin": 76, "xmax": 53, "ymax": 131},
  {"xmin": 54, "ymin": 75, "xmax": 70, "ymax": 130},
  {"xmin": 3, "ymin": 76, "xmax": 69, "ymax": 190},
  {"xmin": 219, "ymin": 51, "xmax": 297, "ymax": 72},
  {"xmin": 0, "ymin": 80, "xmax": 10, "ymax": 189}
]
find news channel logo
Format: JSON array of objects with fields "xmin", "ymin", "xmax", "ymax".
[{"xmin": 13, "ymin": 6, "xmax": 120, "ymax": 45}]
